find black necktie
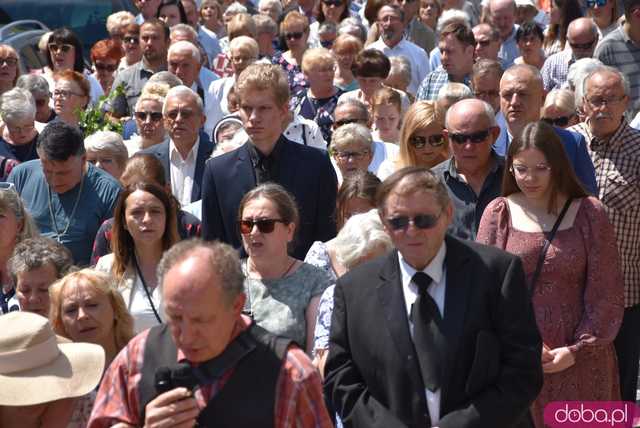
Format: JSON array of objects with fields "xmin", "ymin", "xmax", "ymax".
[{"xmin": 411, "ymin": 272, "xmax": 443, "ymax": 392}]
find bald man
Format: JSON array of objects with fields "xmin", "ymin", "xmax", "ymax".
[
  {"xmin": 488, "ymin": 0, "xmax": 519, "ymax": 68},
  {"xmin": 496, "ymin": 64, "xmax": 597, "ymax": 193},
  {"xmin": 541, "ymin": 17, "xmax": 599, "ymax": 91}
]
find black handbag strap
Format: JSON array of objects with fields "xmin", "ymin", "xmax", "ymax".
[
  {"xmin": 132, "ymin": 255, "xmax": 163, "ymax": 324},
  {"xmin": 529, "ymin": 198, "xmax": 573, "ymax": 297}
]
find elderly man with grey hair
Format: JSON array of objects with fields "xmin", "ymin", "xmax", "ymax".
[
  {"xmin": 431, "ymin": 98, "xmax": 503, "ymax": 240},
  {"xmin": 0, "ymin": 87, "xmax": 39, "ymax": 163},
  {"xmin": 141, "ymin": 85, "xmax": 214, "ymax": 206},
  {"xmin": 436, "ymin": 81, "xmax": 473, "ymax": 113},
  {"xmin": 16, "ymin": 74, "xmax": 55, "ymax": 124},
  {"xmin": 167, "ymin": 40, "xmax": 223, "ymax": 138},
  {"xmin": 569, "ymin": 66, "xmax": 640, "ymax": 403},
  {"xmin": 330, "ymin": 123, "xmax": 375, "ymax": 183}
]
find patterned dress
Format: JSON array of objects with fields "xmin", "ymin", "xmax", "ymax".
[
  {"xmin": 272, "ymin": 52, "xmax": 308, "ymax": 95},
  {"xmin": 476, "ymin": 196, "xmax": 624, "ymax": 428}
]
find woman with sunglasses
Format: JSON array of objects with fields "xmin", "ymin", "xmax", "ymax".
[
  {"xmin": 96, "ymin": 182, "xmax": 179, "ymax": 334},
  {"xmin": 586, "ymin": 0, "xmax": 619, "ymax": 39},
  {"xmin": 125, "ymin": 82, "xmax": 169, "ymax": 155},
  {"xmin": 379, "ymin": 101, "xmax": 449, "ymax": 176},
  {"xmin": 90, "ymin": 39, "xmax": 125, "ymax": 95},
  {"xmin": 541, "ymin": 89, "xmax": 578, "ymax": 129},
  {"xmin": 309, "ymin": 0, "xmax": 352, "ymax": 44},
  {"xmin": 0, "ymin": 44, "xmax": 21, "ymax": 96},
  {"xmin": 542, "ymin": 0, "xmax": 583, "ymax": 56},
  {"xmin": 119, "ymin": 23, "xmax": 143, "ymax": 72},
  {"xmin": 272, "ymin": 11, "xmax": 311, "ymax": 94},
  {"xmin": 239, "ymin": 183, "xmax": 331, "ymax": 354},
  {"xmin": 477, "ymin": 121, "xmax": 623, "ymax": 428},
  {"xmin": 41, "ymin": 27, "xmax": 104, "ymax": 107}
]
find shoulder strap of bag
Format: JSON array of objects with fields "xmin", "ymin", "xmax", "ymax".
[
  {"xmin": 529, "ymin": 198, "xmax": 573, "ymax": 297},
  {"xmin": 132, "ymin": 255, "xmax": 163, "ymax": 324}
]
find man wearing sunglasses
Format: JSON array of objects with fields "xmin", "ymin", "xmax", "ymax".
[
  {"xmin": 541, "ymin": 18, "xmax": 599, "ymax": 92},
  {"xmin": 325, "ymin": 166, "xmax": 543, "ymax": 428},
  {"xmin": 201, "ymin": 63, "xmax": 337, "ymax": 259},
  {"xmin": 495, "ymin": 64, "xmax": 598, "ymax": 194},
  {"xmin": 430, "ymin": 99, "xmax": 502, "ymax": 240}
]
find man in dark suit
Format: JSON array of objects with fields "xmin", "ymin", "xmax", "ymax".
[
  {"xmin": 201, "ymin": 63, "xmax": 337, "ymax": 259},
  {"xmin": 141, "ymin": 85, "xmax": 213, "ymax": 205},
  {"xmin": 324, "ymin": 167, "xmax": 543, "ymax": 428}
]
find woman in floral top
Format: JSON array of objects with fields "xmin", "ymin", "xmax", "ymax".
[{"xmin": 272, "ymin": 11, "xmax": 310, "ymax": 95}]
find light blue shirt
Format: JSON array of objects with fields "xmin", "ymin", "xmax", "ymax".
[{"xmin": 498, "ymin": 25, "xmax": 520, "ymax": 69}]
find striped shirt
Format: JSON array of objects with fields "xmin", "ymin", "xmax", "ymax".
[
  {"xmin": 595, "ymin": 26, "xmax": 640, "ymax": 117},
  {"xmin": 416, "ymin": 67, "xmax": 472, "ymax": 101},
  {"xmin": 570, "ymin": 120, "xmax": 640, "ymax": 307},
  {"xmin": 540, "ymin": 48, "xmax": 573, "ymax": 92},
  {"xmin": 88, "ymin": 316, "xmax": 332, "ymax": 428}
]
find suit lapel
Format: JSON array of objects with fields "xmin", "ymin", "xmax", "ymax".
[
  {"xmin": 192, "ymin": 132, "xmax": 214, "ymax": 201},
  {"xmin": 440, "ymin": 235, "xmax": 471, "ymax": 402}
]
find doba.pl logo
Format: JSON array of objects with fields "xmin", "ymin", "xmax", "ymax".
[{"xmin": 544, "ymin": 402, "xmax": 640, "ymax": 427}]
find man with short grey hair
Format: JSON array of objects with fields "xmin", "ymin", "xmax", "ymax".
[
  {"xmin": 569, "ymin": 66, "xmax": 640, "ymax": 403},
  {"xmin": 432, "ymin": 98, "xmax": 503, "ymax": 240},
  {"xmin": 541, "ymin": 17, "xmax": 599, "ymax": 91},
  {"xmin": 488, "ymin": 0, "xmax": 519, "ymax": 68}
]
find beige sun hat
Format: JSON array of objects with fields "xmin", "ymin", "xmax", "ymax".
[{"xmin": 0, "ymin": 312, "xmax": 105, "ymax": 406}]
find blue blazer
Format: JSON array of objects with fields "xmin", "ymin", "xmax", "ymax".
[
  {"xmin": 494, "ymin": 125, "xmax": 598, "ymax": 195},
  {"xmin": 201, "ymin": 139, "xmax": 338, "ymax": 259},
  {"xmin": 140, "ymin": 130, "xmax": 214, "ymax": 203}
]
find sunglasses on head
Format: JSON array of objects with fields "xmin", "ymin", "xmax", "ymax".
[
  {"xmin": 409, "ymin": 134, "xmax": 445, "ymax": 149},
  {"xmin": 586, "ymin": 0, "xmax": 606, "ymax": 7},
  {"xmin": 449, "ymin": 129, "xmax": 490, "ymax": 145},
  {"xmin": 135, "ymin": 111, "xmax": 164, "ymax": 122},
  {"xmin": 123, "ymin": 36, "xmax": 140, "ymax": 45},
  {"xmin": 285, "ymin": 31, "xmax": 304, "ymax": 40},
  {"xmin": 48, "ymin": 43, "xmax": 73, "ymax": 54},
  {"xmin": 238, "ymin": 218, "xmax": 287, "ymax": 234},
  {"xmin": 386, "ymin": 212, "xmax": 442, "ymax": 231},
  {"xmin": 95, "ymin": 62, "xmax": 117, "ymax": 72},
  {"xmin": 541, "ymin": 116, "xmax": 572, "ymax": 127}
]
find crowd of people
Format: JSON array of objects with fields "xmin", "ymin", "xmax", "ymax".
[{"xmin": 0, "ymin": 0, "xmax": 638, "ymax": 426}]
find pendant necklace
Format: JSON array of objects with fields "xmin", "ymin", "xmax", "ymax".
[{"xmin": 47, "ymin": 174, "xmax": 85, "ymax": 242}]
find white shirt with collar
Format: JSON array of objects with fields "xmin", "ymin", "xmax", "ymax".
[
  {"xmin": 170, "ymin": 136, "xmax": 200, "ymax": 207},
  {"xmin": 398, "ymin": 241, "xmax": 447, "ymax": 426},
  {"xmin": 368, "ymin": 37, "xmax": 431, "ymax": 95},
  {"xmin": 190, "ymin": 81, "xmax": 224, "ymax": 140}
]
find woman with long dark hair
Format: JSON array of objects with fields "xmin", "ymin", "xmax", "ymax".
[{"xmin": 543, "ymin": 0, "xmax": 582, "ymax": 56}]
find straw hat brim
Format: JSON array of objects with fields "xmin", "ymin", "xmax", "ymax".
[{"xmin": 0, "ymin": 341, "xmax": 105, "ymax": 406}]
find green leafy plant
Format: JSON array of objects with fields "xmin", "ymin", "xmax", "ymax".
[{"xmin": 77, "ymin": 83, "xmax": 125, "ymax": 135}]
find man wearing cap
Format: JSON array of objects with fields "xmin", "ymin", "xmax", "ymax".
[
  {"xmin": 89, "ymin": 239, "xmax": 332, "ymax": 428},
  {"xmin": 0, "ymin": 311, "xmax": 105, "ymax": 428}
]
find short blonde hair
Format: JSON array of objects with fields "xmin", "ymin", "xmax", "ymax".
[
  {"xmin": 227, "ymin": 13, "xmax": 257, "ymax": 39},
  {"xmin": 301, "ymin": 47, "xmax": 335, "ymax": 73},
  {"xmin": 331, "ymin": 123, "xmax": 373, "ymax": 151},
  {"xmin": 106, "ymin": 11, "xmax": 135, "ymax": 34},
  {"xmin": 236, "ymin": 63, "xmax": 290, "ymax": 107},
  {"xmin": 136, "ymin": 82, "xmax": 171, "ymax": 110},
  {"xmin": 281, "ymin": 11, "xmax": 309, "ymax": 34},
  {"xmin": 543, "ymin": 88, "xmax": 575, "ymax": 115},
  {"xmin": 229, "ymin": 35, "xmax": 259, "ymax": 59},
  {"xmin": 332, "ymin": 34, "xmax": 363, "ymax": 55},
  {"xmin": 49, "ymin": 269, "xmax": 134, "ymax": 352}
]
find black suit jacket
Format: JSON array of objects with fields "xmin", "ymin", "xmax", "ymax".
[
  {"xmin": 140, "ymin": 130, "xmax": 214, "ymax": 203},
  {"xmin": 201, "ymin": 139, "xmax": 337, "ymax": 259},
  {"xmin": 324, "ymin": 236, "xmax": 543, "ymax": 428}
]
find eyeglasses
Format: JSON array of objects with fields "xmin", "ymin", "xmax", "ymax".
[
  {"xmin": 541, "ymin": 116, "xmax": 573, "ymax": 127},
  {"xmin": 568, "ymin": 39, "xmax": 596, "ymax": 50},
  {"xmin": 386, "ymin": 212, "xmax": 443, "ymax": 231},
  {"xmin": 284, "ymin": 31, "xmax": 305, "ymax": 40},
  {"xmin": 511, "ymin": 163, "xmax": 552, "ymax": 177},
  {"xmin": 53, "ymin": 89, "xmax": 85, "ymax": 98},
  {"xmin": 333, "ymin": 149, "xmax": 370, "ymax": 160},
  {"xmin": 238, "ymin": 218, "xmax": 287, "ymax": 234},
  {"xmin": 586, "ymin": 0, "xmax": 607, "ymax": 7},
  {"xmin": 135, "ymin": 111, "xmax": 164, "ymax": 122},
  {"xmin": 334, "ymin": 118, "xmax": 367, "ymax": 127},
  {"xmin": 6, "ymin": 123, "xmax": 35, "ymax": 134},
  {"xmin": 409, "ymin": 134, "xmax": 445, "ymax": 149},
  {"xmin": 449, "ymin": 129, "xmax": 490, "ymax": 144},
  {"xmin": 95, "ymin": 62, "xmax": 117, "ymax": 72},
  {"xmin": 585, "ymin": 95, "xmax": 626, "ymax": 107},
  {"xmin": 0, "ymin": 57, "xmax": 18, "ymax": 67},
  {"xmin": 48, "ymin": 43, "xmax": 74, "ymax": 54},
  {"xmin": 123, "ymin": 36, "xmax": 140, "ymax": 45}
]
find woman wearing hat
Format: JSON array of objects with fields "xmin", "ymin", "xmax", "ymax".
[{"xmin": 0, "ymin": 311, "xmax": 105, "ymax": 428}]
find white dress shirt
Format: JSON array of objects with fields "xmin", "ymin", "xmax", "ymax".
[
  {"xmin": 368, "ymin": 37, "xmax": 431, "ymax": 95},
  {"xmin": 398, "ymin": 242, "xmax": 447, "ymax": 427},
  {"xmin": 170, "ymin": 136, "xmax": 200, "ymax": 207},
  {"xmin": 208, "ymin": 75, "xmax": 235, "ymax": 116},
  {"xmin": 190, "ymin": 80, "xmax": 223, "ymax": 140}
]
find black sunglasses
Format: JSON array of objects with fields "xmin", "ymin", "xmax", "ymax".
[
  {"xmin": 335, "ymin": 117, "xmax": 367, "ymax": 128},
  {"xmin": 48, "ymin": 43, "xmax": 73, "ymax": 54},
  {"xmin": 386, "ymin": 212, "xmax": 442, "ymax": 231},
  {"xmin": 95, "ymin": 62, "xmax": 117, "ymax": 72},
  {"xmin": 449, "ymin": 129, "xmax": 490, "ymax": 145},
  {"xmin": 123, "ymin": 36, "xmax": 140, "ymax": 45},
  {"xmin": 409, "ymin": 134, "xmax": 445, "ymax": 149},
  {"xmin": 238, "ymin": 218, "xmax": 287, "ymax": 234},
  {"xmin": 322, "ymin": 0, "xmax": 344, "ymax": 6},
  {"xmin": 541, "ymin": 116, "xmax": 572, "ymax": 127},
  {"xmin": 285, "ymin": 31, "xmax": 304, "ymax": 40},
  {"xmin": 135, "ymin": 111, "xmax": 164, "ymax": 122}
]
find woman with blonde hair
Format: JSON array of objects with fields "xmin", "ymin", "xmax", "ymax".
[
  {"xmin": 379, "ymin": 100, "xmax": 449, "ymax": 176},
  {"xmin": 125, "ymin": 82, "xmax": 170, "ymax": 155},
  {"xmin": 541, "ymin": 89, "xmax": 578, "ymax": 129},
  {"xmin": 49, "ymin": 268, "xmax": 134, "ymax": 427},
  {"xmin": 272, "ymin": 11, "xmax": 311, "ymax": 94}
]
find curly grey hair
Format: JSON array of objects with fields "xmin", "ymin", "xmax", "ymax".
[
  {"xmin": 8, "ymin": 237, "xmax": 73, "ymax": 285},
  {"xmin": 0, "ymin": 87, "xmax": 36, "ymax": 124}
]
